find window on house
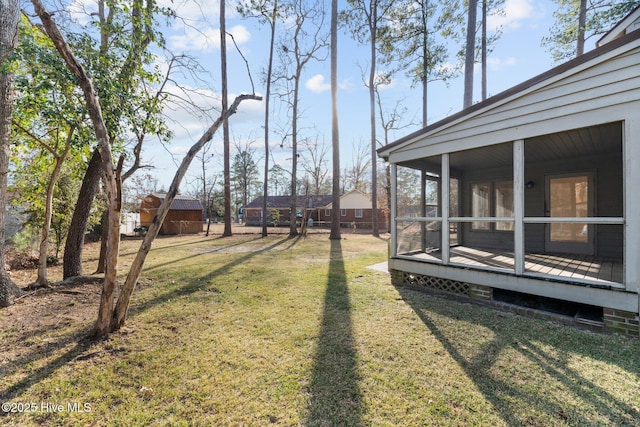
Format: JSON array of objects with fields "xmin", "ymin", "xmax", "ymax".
[
  {"xmin": 471, "ymin": 183, "xmax": 491, "ymax": 230},
  {"xmin": 355, "ymin": 209, "xmax": 363, "ymax": 218},
  {"xmin": 325, "ymin": 209, "xmax": 331, "ymax": 216},
  {"xmin": 495, "ymin": 181, "xmax": 514, "ymax": 231},
  {"xmin": 341, "ymin": 209, "xmax": 347, "ymax": 216}
]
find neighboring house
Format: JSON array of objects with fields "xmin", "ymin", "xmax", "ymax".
[
  {"xmin": 317, "ymin": 190, "xmax": 389, "ymax": 231},
  {"xmin": 244, "ymin": 195, "xmax": 333, "ymax": 227},
  {"xmin": 377, "ymin": 7, "xmax": 640, "ymax": 335},
  {"xmin": 244, "ymin": 190, "xmax": 388, "ymax": 231},
  {"xmin": 140, "ymin": 193, "xmax": 203, "ymax": 235}
]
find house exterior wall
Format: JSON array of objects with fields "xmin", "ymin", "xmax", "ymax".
[
  {"xmin": 340, "ymin": 191, "xmax": 372, "ymax": 209},
  {"xmin": 321, "ymin": 208, "xmax": 389, "ymax": 230}
]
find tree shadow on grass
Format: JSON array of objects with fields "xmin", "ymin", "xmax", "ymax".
[
  {"xmin": 304, "ymin": 239, "xmax": 363, "ymax": 426},
  {"xmin": 0, "ymin": 236, "xmax": 291, "ymax": 407},
  {"xmin": 0, "ymin": 326, "xmax": 97, "ymax": 405},
  {"xmin": 127, "ymin": 236, "xmax": 290, "ymax": 316},
  {"xmin": 137, "ymin": 235, "xmax": 263, "ymax": 274},
  {"xmin": 395, "ymin": 285, "xmax": 640, "ymax": 426}
]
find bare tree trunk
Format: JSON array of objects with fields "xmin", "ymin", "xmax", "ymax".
[
  {"xmin": 262, "ymin": 1, "xmax": 277, "ymax": 238},
  {"xmin": 63, "ymin": 149, "xmax": 102, "ymax": 278},
  {"xmin": 421, "ymin": 2, "xmax": 428, "ymax": 127},
  {"xmin": 95, "ymin": 209, "xmax": 108, "ymax": 274},
  {"xmin": 463, "ymin": 0, "xmax": 478, "ymax": 109},
  {"xmin": 576, "ymin": 0, "xmax": 587, "ymax": 56},
  {"xmin": 289, "ymin": 69, "xmax": 302, "ymax": 238},
  {"xmin": 289, "ymin": 82, "xmax": 299, "ymax": 237},
  {"xmin": 112, "ymin": 94, "xmax": 261, "ymax": 331},
  {"xmin": 329, "ymin": 0, "xmax": 341, "ymax": 240},
  {"xmin": 0, "ymin": 0, "xmax": 23, "ymax": 306},
  {"xmin": 368, "ymin": 8, "xmax": 379, "ymax": 238},
  {"xmin": 32, "ymin": 0, "xmax": 121, "ymax": 338},
  {"xmin": 481, "ymin": 0, "xmax": 487, "ymax": 101},
  {"xmin": 221, "ymin": 0, "xmax": 232, "ymax": 237}
]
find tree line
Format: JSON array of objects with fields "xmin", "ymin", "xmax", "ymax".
[{"xmin": 0, "ymin": 0, "xmax": 636, "ymax": 337}]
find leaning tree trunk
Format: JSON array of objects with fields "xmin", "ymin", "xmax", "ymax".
[
  {"xmin": 32, "ymin": 0, "xmax": 121, "ymax": 337},
  {"xmin": 62, "ymin": 149, "xmax": 102, "ymax": 279},
  {"xmin": 111, "ymin": 94, "xmax": 261, "ymax": 332},
  {"xmin": 0, "ymin": 0, "xmax": 24, "ymax": 306},
  {"xmin": 63, "ymin": 149, "xmax": 102, "ymax": 279}
]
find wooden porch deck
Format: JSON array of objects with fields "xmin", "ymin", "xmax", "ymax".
[{"xmin": 401, "ymin": 246, "xmax": 623, "ymax": 285}]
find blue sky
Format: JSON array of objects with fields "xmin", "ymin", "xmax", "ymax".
[{"xmin": 112, "ymin": 0, "xmax": 596, "ymax": 193}]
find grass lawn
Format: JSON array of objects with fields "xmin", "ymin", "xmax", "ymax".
[{"xmin": 1, "ymin": 231, "xmax": 639, "ymax": 426}]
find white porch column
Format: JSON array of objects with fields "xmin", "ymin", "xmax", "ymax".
[
  {"xmin": 390, "ymin": 163, "xmax": 397, "ymax": 257},
  {"xmin": 513, "ymin": 140, "xmax": 525, "ymax": 275},
  {"xmin": 421, "ymin": 170, "xmax": 427, "ymax": 252},
  {"xmin": 624, "ymin": 117, "xmax": 640, "ymax": 294},
  {"xmin": 441, "ymin": 154, "xmax": 450, "ymax": 264}
]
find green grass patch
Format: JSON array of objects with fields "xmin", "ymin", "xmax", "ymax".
[{"xmin": 1, "ymin": 233, "xmax": 639, "ymax": 426}]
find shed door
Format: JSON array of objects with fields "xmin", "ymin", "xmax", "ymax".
[{"xmin": 545, "ymin": 173, "xmax": 594, "ymax": 255}]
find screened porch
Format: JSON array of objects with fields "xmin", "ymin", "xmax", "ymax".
[{"xmin": 391, "ymin": 121, "xmax": 625, "ymax": 288}]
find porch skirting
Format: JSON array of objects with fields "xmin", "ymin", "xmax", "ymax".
[{"xmin": 391, "ymin": 268, "xmax": 640, "ymax": 337}]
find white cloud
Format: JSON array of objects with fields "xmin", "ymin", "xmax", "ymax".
[
  {"xmin": 169, "ymin": 27, "xmax": 220, "ymax": 52},
  {"xmin": 306, "ymin": 74, "xmax": 331, "ymax": 93},
  {"xmin": 168, "ymin": 24, "xmax": 251, "ymax": 53},
  {"xmin": 306, "ymin": 74, "xmax": 353, "ymax": 93},
  {"xmin": 487, "ymin": 57, "xmax": 518, "ymax": 71},
  {"xmin": 227, "ymin": 25, "xmax": 252, "ymax": 46},
  {"xmin": 487, "ymin": 0, "xmax": 540, "ymax": 32}
]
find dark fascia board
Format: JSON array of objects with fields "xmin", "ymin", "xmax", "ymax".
[{"xmin": 377, "ymin": 28, "xmax": 640, "ymax": 159}]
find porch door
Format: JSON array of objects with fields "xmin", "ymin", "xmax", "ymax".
[{"xmin": 545, "ymin": 173, "xmax": 594, "ymax": 255}]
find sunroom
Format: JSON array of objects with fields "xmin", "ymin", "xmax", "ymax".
[{"xmin": 378, "ymin": 21, "xmax": 640, "ymax": 335}]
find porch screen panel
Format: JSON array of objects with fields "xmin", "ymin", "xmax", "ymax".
[
  {"xmin": 549, "ymin": 176, "xmax": 588, "ymax": 243},
  {"xmin": 396, "ymin": 220, "xmax": 441, "ymax": 256},
  {"xmin": 495, "ymin": 181, "xmax": 514, "ymax": 231},
  {"xmin": 425, "ymin": 178, "xmax": 438, "ymax": 217},
  {"xmin": 396, "ymin": 166, "xmax": 422, "ymax": 218},
  {"xmin": 471, "ymin": 183, "xmax": 490, "ymax": 230}
]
